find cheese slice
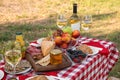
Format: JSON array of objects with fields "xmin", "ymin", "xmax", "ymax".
[
  {"xmin": 35, "ymin": 54, "xmax": 50, "ymax": 66},
  {"xmin": 41, "ymin": 41, "xmax": 55, "ymax": 56}
]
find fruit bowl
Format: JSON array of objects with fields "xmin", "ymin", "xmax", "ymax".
[{"xmin": 53, "ymin": 29, "xmax": 80, "ymax": 49}]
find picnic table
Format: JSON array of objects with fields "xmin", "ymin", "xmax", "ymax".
[{"xmin": 0, "ymin": 36, "xmax": 119, "ymax": 80}]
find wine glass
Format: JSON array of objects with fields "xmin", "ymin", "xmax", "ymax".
[
  {"xmin": 4, "ymin": 41, "xmax": 22, "ymax": 79},
  {"xmin": 57, "ymin": 14, "xmax": 67, "ymax": 29},
  {"xmin": 82, "ymin": 15, "xmax": 92, "ymax": 31}
]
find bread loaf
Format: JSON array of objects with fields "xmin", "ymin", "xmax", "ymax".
[
  {"xmin": 41, "ymin": 41, "xmax": 55, "ymax": 56},
  {"xmin": 76, "ymin": 44, "xmax": 93, "ymax": 54}
]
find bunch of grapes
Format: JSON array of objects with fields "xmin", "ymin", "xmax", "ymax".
[
  {"xmin": 52, "ymin": 29, "xmax": 63, "ymax": 38},
  {"xmin": 67, "ymin": 49, "xmax": 87, "ymax": 63}
]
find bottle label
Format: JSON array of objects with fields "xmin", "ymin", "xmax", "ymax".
[
  {"xmin": 71, "ymin": 21, "xmax": 80, "ymax": 31},
  {"xmin": 16, "ymin": 35, "xmax": 25, "ymax": 46}
]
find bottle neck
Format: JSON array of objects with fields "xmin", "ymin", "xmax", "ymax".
[{"xmin": 73, "ymin": 3, "xmax": 77, "ymax": 14}]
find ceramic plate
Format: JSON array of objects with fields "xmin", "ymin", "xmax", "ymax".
[
  {"xmin": 37, "ymin": 38, "xmax": 45, "ymax": 46},
  {"xmin": 5, "ymin": 67, "xmax": 31, "ymax": 75},
  {"xmin": 0, "ymin": 70, "xmax": 4, "ymax": 79},
  {"xmin": 4, "ymin": 60, "xmax": 31, "ymax": 74}
]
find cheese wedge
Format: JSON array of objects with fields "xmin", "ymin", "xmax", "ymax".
[
  {"xmin": 35, "ymin": 54, "xmax": 50, "ymax": 66},
  {"xmin": 41, "ymin": 41, "xmax": 55, "ymax": 56}
]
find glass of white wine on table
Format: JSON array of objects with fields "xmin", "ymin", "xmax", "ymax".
[
  {"xmin": 57, "ymin": 14, "xmax": 67, "ymax": 29},
  {"xmin": 4, "ymin": 41, "xmax": 22, "ymax": 80},
  {"xmin": 82, "ymin": 15, "xmax": 92, "ymax": 31}
]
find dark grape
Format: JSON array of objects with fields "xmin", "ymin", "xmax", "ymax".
[
  {"xmin": 73, "ymin": 58, "xmax": 81, "ymax": 63},
  {"xmin": 66, "ymin": 49, "xmax": 87, "ymax": 63}
]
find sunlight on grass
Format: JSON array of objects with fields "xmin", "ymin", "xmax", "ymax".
[
  {"xmin": 109, "ymin": 59, "xmax": 120, "ymax": 78},
  {"xmin": 0, "ymin": 0, "xmax": 3, "ymax": 6},
  {"xmin": 16, "ymin": 13, "xmax": 29, "ymax": 19}
]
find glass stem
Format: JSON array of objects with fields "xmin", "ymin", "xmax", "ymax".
[{"xmin": 13, "ymin": 65, "xmax": 16, "ymax": 78}]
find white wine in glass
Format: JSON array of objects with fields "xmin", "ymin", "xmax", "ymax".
[
  {"xmin": 57, "ymin": 14, "xmax": 67, "ymax": 29},
  {"xmin": 4, "ymin": 41, "xmax": 22, "ymax": 79},
  {"xmin": 82, "ymin": 15, "xmax": 92, "ymax": 30},
  {"xmin": 5, "ymin": 50, "xmax": 22, "ymax": 67}
]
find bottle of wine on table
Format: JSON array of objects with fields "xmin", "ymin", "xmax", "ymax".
[{"xmin": 69, "ymin": 3, "xmax": 80, "ymax": 31}]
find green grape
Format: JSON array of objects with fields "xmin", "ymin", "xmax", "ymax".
[
  {"xmin": 14, "ymin": 41, "xmax": 21, "ymax": 50},
  {"xmin": 62, "ymin": 26, "xmax": 72, "ymax": 35},
  {"xmin": 5, "ymin": 41, "xmax": 15, "ymax": 50},
  {"xmin": 21, "ymin": 46, "xmax": 26, "ymax": 52}
]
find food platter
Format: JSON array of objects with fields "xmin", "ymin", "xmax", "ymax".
[
  {"xmin": 87, "ymin": 46, "xmax": 102, "ymax": 56},
  {"xmin": 25, "ymin": 75, "xmax": 68, "ymax": 80},
  {"xmin": 66, "ymin": 44, "xmax": 103, "ymax": 63},
  {"xmin": 25, "ymin": 53, "xmax": 72, "ymax": 72},
  {"xmin": 75, "ymin": 44, "xmax": 103, "ymax": 56},
  {"xmin": 5, "ymin": 66, "xmax": 31, "ymax": 75},
  {"xmin": 4, "ymin": 60, "xmax": 31, "ymax": 74}
]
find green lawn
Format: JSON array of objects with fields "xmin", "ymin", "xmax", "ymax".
[{"xmin": 0, "ymin": 0, "xmax": 120, "ymax": 78}]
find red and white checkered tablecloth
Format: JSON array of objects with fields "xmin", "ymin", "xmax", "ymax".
[
  {"xmin": 0, "ymin": 36, "xmax": 119, "ymax": 80},
  {"xmin": 57, "ymin": 36, "xmax": 119, "ymax": 80}
]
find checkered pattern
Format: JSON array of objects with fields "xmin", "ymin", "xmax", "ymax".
[
  {"xmin": 57, "ymin": 36, "xmax": 119, "ymax": 80},
  {"xmin": 0, "ymin": 36, "xmax": 119, "ymax": 80}
]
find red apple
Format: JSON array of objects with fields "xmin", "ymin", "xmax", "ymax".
[
  {"xmin": 54, "ymin": 36, "xmax": 62, "ymax": 46},
  {"xmin": 72, "ymin": 30, "xmax": 80, "ymax": 38}
]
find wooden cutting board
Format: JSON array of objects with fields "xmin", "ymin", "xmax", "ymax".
[{"xmin": 25, "ymin": 53, "xmax": 72, "ymax": 72}]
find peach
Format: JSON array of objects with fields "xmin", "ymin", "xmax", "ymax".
[
  {"xmin": 54, "ymin": 36, "xmax": 62, "ymax": 46},
  {"xmin": 62, "ymin": 36, "xmax": 71, "ymax": 43},
  {"xmin": 62, "ymin": 33, "xmax": 71, "ymax": 39},
  {"xmin": 62, "ymin": 33, "xmax": 71, "ymax": 38}
]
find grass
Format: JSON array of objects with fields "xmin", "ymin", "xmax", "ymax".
[
  {"xmin": 0, "ymin": 0, "xmax": 120, "ymax": 78},
  {"xmin": 109, "ymin": 58, "xmax": 120, "ymax": 78}
]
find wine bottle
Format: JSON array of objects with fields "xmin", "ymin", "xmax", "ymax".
[{"xmin": 69, "ymin": 3, "xmax": 80, "ymax": 31}]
